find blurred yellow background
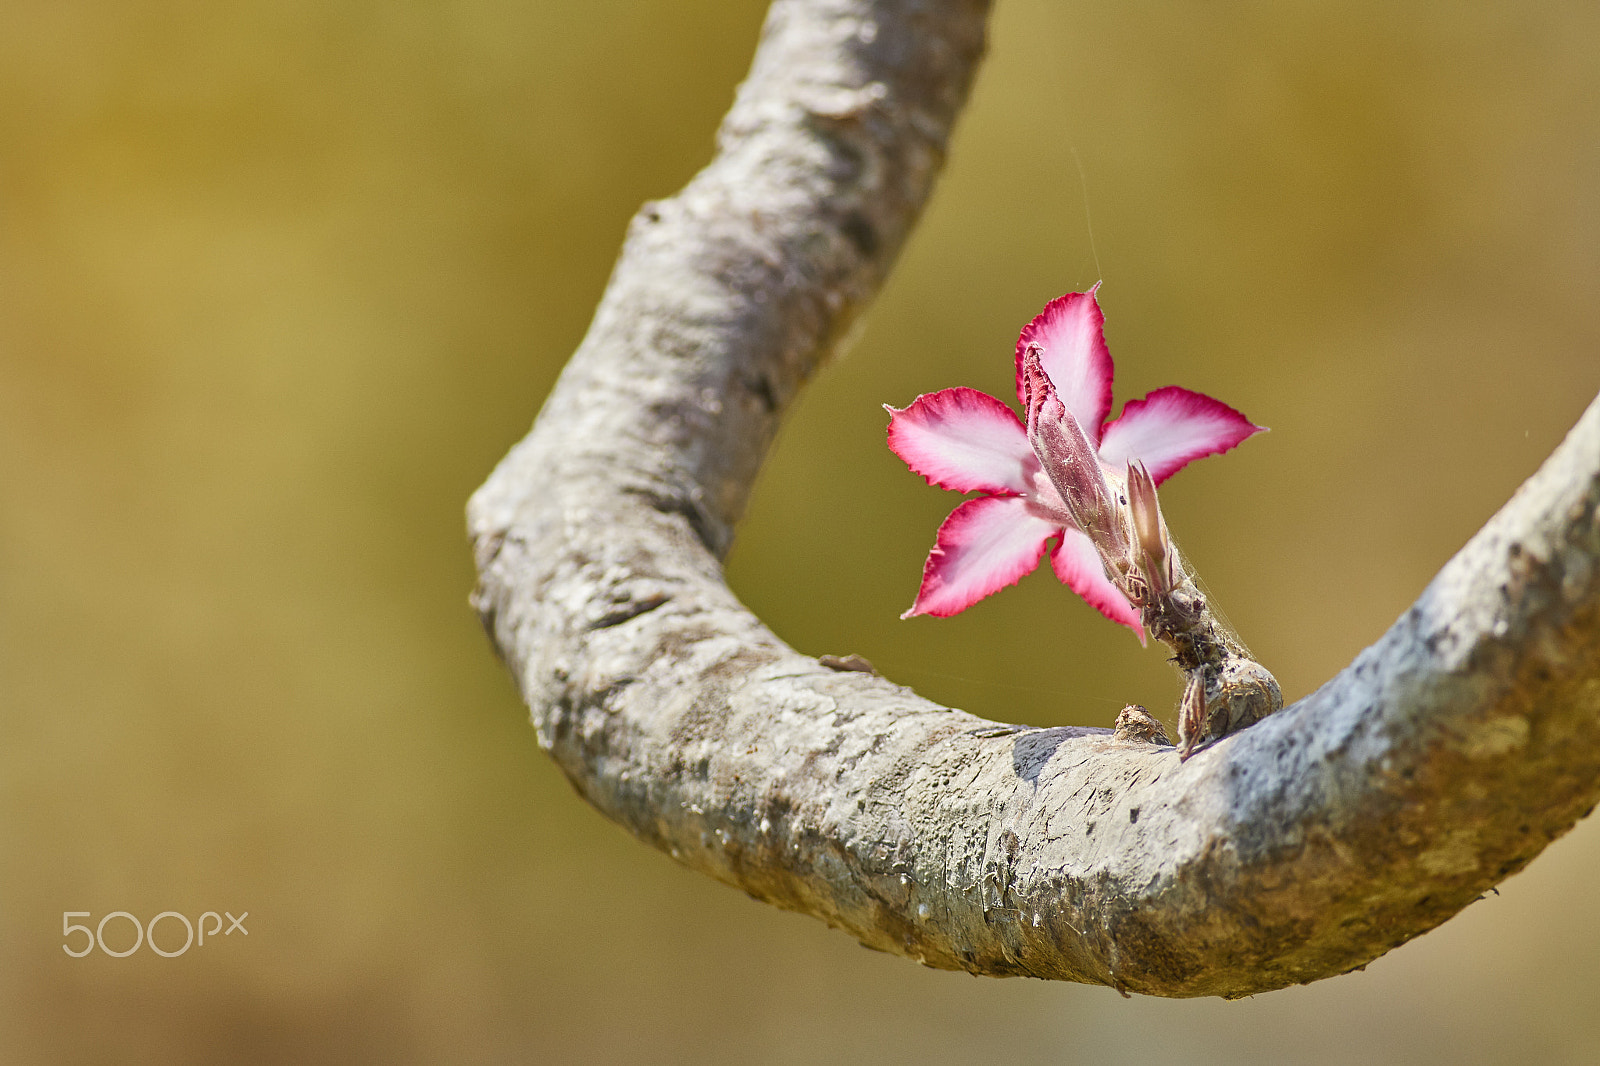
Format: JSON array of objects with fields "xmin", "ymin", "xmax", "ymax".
[{"xmin": 4, "ymin": 1, "xmax": 1599, "ymax": 1062}]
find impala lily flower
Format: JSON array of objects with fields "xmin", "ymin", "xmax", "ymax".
[{"xmin": 885, "ymin": 287, "xmax": 1265, "ymax": 635}]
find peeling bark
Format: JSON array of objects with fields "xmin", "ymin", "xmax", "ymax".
[{"xmin": 468, "ymin": 0, "xmax": 1600, "ymax": 997}]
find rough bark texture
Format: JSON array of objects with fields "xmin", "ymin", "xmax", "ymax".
[{"xmin": 468, "ymin": 0, "xmax": 1600, "ymax": 997}]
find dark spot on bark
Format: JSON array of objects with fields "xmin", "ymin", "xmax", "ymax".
[
  {"xmin": 590, "ymin": 593, "xmax": 668, "ymax": 629},
  {"xmin": 624, "ymin": 486, "xmax": 727, "ymax": 557},
  {"xmin": 1129, "ymin": 808, "xmax": 1140, "ymax": 823},
  {"xmin": 747, "ymin": 371, "xmax": 780, "ymax": 414},
  {"xmin": 840, "ymin": 211, "xmax": 879, "ymax": 257},
  {"xmin": 809, "ymin": 121, "xmax": 866, "ymax": 182}
]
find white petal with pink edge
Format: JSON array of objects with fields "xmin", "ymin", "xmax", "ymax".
[
  {"xmin": 1013, "ymin": 287, "xmax": 1114, "ymax": 441},
  {"xmin": 1050, "ymin": 527, "xmax": 1144, "ymax": 637},
  {"xmin": 1096, "ymin": 386, "xmax": 1266, "ymax": 485},
  {"xmin": 902, "ymin": 496, "xmax": 1057, "ymax": 618},
  {"xmin": 885, "ymin": 388, "xmax": 1034, "ymax": 496}
]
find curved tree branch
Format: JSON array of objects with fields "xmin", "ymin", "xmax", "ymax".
[{"xmin": 469, "ymin": 0, "xmax": 1600, "ymax": 998}]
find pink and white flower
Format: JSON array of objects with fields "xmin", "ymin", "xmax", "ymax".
[{"xmin": 885, "ymin": 286, "xmax": 1264, "ymax": 636}]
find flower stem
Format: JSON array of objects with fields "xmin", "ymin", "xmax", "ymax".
[{"xmin": 1143, "ymin": 553, "xmax": 1282, "ymax": 760}]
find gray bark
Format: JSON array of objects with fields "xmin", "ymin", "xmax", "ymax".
[{"xmin": 468, "ymin": 0, "xmax": 1600, "ymax": 997}]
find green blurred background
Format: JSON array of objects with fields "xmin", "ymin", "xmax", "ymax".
[{"xmin": 4, "ymin": 0, "xmax": 1599, "ymax": 1062}]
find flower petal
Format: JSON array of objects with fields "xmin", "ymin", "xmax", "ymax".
[
  {"xmin": 1050, "ymin": 527, "xmax": 1144, "ymax": 637},
  {"xmin": 902, "ymin": 496, "xmax": 1057, "ymax": 618},
  {"xmin": 1097, "ymin": 386, "xmax": 1266, "ymax": 485},
  {"xmin": 885, "ymin": 388, "xmax": 1033, "ymax": 495},
  {"xmin": 1014, "ymin": 287, "xmax": 1114, "ymax": 441}
]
